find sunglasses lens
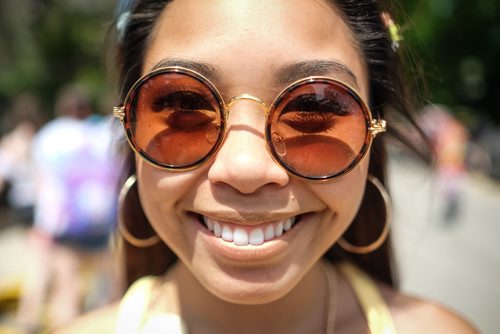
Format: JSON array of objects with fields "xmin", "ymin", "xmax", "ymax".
[
  {"xmin": 125, "ymin": 71, "xmax": 223, "ymax": 168},
  {"xmin": 268, "ymin": 80, "xmax": 370, "ymax": 179}
]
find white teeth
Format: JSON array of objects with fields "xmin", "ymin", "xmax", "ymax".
[
  {"xmin": 202, "ymin": 216, "xmax": 298, "ymax": 246},
  {"xmin": 222, "ymin": 225, "xmax": 233, "ymax": 242},
  {"xmin": 233, "ymin": 228, "xmax": 249, "ymax": 246},
  {"xmin": 249, "ymin": 228, "xmax": 264, "ymax": 245},
  {"xmin": 206, "ymin": 219, "xmax": 214, "ymax": 231},
  {"xmin": 264, "ymin": 225, "xmax": 275, "ymax": 241},
  {"xmin": 275, "ymin": 222, "xmax": 284, "ymax": 237},
  {"xmin": 213, "ymin": 222, "xmax": 222, "ymax": 237}
]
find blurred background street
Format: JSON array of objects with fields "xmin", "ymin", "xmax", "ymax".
[{"xmin": 389, "ymin": 154, "xmax": 500, "ymax": 333}]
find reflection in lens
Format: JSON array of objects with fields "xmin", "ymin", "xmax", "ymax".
[
  {"xmin": 126, "ymin": 71, "xmax": 223, "ymax": 168},
  {"xmin": 276, "ymin": 135, "xmax": 355, "ymax": 176},
  {"xmin": 268, "ymin": 80, "xmax": 369, "ymax": 178},
  {"xmin": 145, "ymin": 123, "xmax": 220, "ymax": 166},
  {"xmin": 206, "ymin": 125, "xmax": 221, "ymax": 144},
  {"xmin": 272, "ymin": 132, "xmax": 286, "ymax": 157}
]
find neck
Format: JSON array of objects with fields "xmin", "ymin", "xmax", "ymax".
[{"xmin": 168, "ymin": 261, "xmax": 334, "ymax": 334}]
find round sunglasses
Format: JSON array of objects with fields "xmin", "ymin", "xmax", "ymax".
[{"xmin": 113, "ymin": 66, "xmax": 386, "ymax": 181}]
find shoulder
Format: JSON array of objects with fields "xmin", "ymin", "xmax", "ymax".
[
  {"xmin": 52, "ymin": 303, "xmax": 119, "ymax": 334},
  {"xmin": 380, "ymin": 286, "xmax": 479, "ymax": 334}
]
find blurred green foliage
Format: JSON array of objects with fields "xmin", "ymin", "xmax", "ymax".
[
  {"xmin": 0, "ymin": 0, "xmax": 115, "ymax": 121},
  {"xmin": 401, "ymin": 0, "xmax": 500, "ymax": 126},
  {"xmin": 0, "ymin": 0, "xmax": 499, "ymax": 126}
]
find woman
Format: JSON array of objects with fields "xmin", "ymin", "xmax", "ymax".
[{"xmin": 61, "ymin": 0, "xmax": 477, "ymax": 332}]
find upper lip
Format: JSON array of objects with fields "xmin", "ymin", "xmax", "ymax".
[{"xmin": 193, "ymin": 210, "xmax": 305, "ymax": 226}]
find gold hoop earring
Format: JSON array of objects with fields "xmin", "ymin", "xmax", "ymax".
[
  {"xmin": 338, "ymin": 175, "xmax": 392, "ymax": 254},
  {"xmin": 117, "ymin": 174, "xmax": 161, "ymax": 248}
]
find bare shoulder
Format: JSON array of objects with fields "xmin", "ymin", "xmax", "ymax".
[
  {"xmin": 379, "ymin": 285, "xmax": 479, "ymax": 333},
  {"xmin": 52, "ymin": 303, "xmax": 119, "ymax": 334}
]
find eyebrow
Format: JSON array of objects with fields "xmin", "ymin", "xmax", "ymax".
[
  {"xmin": 150, "ymin": 58, "xmax": 359, "ymax": 89},
  {"xmin": 150, "ymin": 58, "xmax": 221, "ymax": 82},
  {"xmin": 275, "ymin": 60, "xmax": 359, "ymax": 89}
]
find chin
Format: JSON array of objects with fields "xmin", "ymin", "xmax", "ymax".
[
  {"xmin": 209, "ymin": 276, "xmax": 296, "ymax": 305},
  {"xmin": 196, "ymin": 260, "xmax": 303, "ymax": 305}
]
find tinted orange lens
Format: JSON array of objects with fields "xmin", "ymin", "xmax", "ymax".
[
  {"xmin": 125, "ymin": 71, "xmax": 223, "ymax": 168},
  {"xmin": 268, "ymin": 80, "xmax": 370, "ymax": 179}
]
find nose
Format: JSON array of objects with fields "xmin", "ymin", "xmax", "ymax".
[{"xmin": 207, "ymin": 100, "xmax": 289, "ymax": 194}]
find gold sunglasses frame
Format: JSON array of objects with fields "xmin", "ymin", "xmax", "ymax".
[{"xmin": 113, "ymin": 66, "xmax": 386, "ymax": 182}]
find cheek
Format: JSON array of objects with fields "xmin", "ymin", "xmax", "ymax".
[
  {"xmin": 310, "ymin": 160, "xmax": 369, "ymax": 230},
  {"xmin": 135, "ymin": 156, "xmax": 200, "ymax": 231},
  {"xmin": 135, "ymin": 156, "xmax": 212, "ymax": 262}
]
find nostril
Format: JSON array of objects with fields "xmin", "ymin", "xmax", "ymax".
[{"xmin": 208, "ymin": 162, "xmax": 289, "ymax": 194}]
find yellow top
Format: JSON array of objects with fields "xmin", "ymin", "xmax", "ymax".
[
  {"xmin": 338, "ymin": 262, "xmax": 397, "ymax": 334},
  {"xmin": 114, "ymin": 276, "xmax": 187, "ymax": 334},
  {"xmin": 115, "ymin": 262, "xmax": 396, "ymax": 333}
]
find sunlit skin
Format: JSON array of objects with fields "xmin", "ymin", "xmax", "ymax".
[{"xmin": 136, "ymin": 0, "xmax": 369, "ymax": 332}]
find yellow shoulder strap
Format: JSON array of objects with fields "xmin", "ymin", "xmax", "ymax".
[
  {"xmin": 115, "ymin": 276, "xmax": 157, "ymax": 334},
  {"xmin": 339, "ymin": 262, "xmax": 397, "ymax": 334}
]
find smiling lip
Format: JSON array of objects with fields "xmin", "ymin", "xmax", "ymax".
[
  {"xmin": 188, "ymin": 212, "xmax": 307, "ymax": 262},
  {"xmin": 186, "ymin": 211, "xmax": 315, "ymax": 266}
]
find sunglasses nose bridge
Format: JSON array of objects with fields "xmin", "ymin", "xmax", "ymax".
[{"xmin": 227, "ymin": 94, "xmax": 269, "ymax": 116}]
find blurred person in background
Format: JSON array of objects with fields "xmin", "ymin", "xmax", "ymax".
[
  {"xmin": 15, "ymin": 85, "xmax": 122, "ymax": 332},
  {"xmin": 419, "ymin": 105, "xmax": 470, "ymax": 224},
  {"xmin": 0, "ymin": 93, "xmax": 44, "ymax": 226}
]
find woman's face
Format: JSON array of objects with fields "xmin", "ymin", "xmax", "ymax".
[{"xmin": 137, "ymin": 0, "xmax": 369, "ymax": 304}]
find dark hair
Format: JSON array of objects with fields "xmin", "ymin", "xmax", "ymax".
[{"xmin": 113, "ymin": 0, "xmax": 430, "ymax": 288}]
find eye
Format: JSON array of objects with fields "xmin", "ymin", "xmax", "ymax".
[
  {"xmin": 152, "ymin": 91, "xmax": 215, "ymax": 112},
  {"xmin": 279, "ymin": 93, "xmax": 350, "ymax": 133},
  {"xmin": 283, "ymin": 93, "xmax": 350, "ymax": 116},
  {"xmin": 146, "ymin": 91, "xmax": 218, "ymax": 129}
]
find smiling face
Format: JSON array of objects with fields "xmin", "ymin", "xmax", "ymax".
[{"xmin": 136, "ymin": 0, "xmax": 369, "ymax": 304}]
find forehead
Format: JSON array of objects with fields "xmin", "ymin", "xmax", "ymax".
[{"xmin": 143, "ymin": 0, "xmax": 367, "ymax": 94}]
